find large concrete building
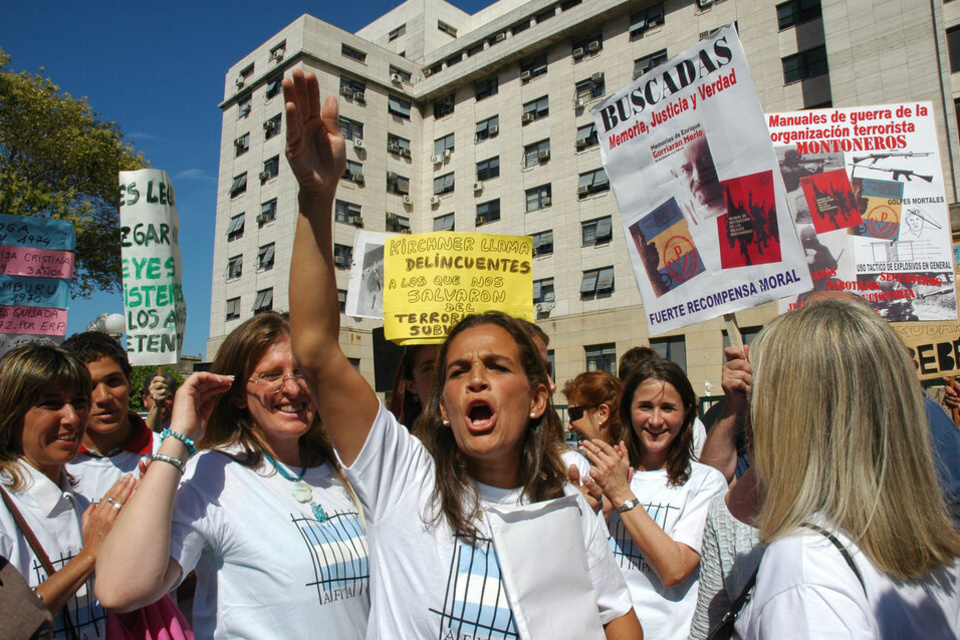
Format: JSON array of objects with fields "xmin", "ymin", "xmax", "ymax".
[{"xmin": 208, "ymin": 0, "xmax": 960, "ymax": 400}]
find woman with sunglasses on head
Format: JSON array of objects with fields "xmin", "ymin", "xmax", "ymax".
[
  {"xmin": 0, "ymin": 343, "xmax": 136, "ymax": 639},
  {"xmin": 583, "ymin": 358, "xmax": 726, "ymax": 640},
  {"xmin": 283, "ymin": 69, "xmax": 641, "ymax": 639},
  {"xmin": 95, "ymin": 312, "xmax": 369, "ymax": 639}
]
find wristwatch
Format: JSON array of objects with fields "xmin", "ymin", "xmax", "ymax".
[{"xmin": 616, "ymin": 498, "xmax": 640, "ymax": 514}]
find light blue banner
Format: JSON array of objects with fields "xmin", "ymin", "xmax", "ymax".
[
  {"xmin": 0, "ymin": 275, "xmax": 71, "ymax": 308},
  {"xmin": 0, "ymin": 214, "xmax": 77, "ymax": 251}
]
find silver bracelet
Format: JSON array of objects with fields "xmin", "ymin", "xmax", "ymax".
[{"xmin": 151, "ymin": 453, "xmax": 186, "ymax": 475}]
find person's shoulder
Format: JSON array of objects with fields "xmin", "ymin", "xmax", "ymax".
[{"xmin": 690, "ymin": 461, "xmax": 729, "ymax": 491}]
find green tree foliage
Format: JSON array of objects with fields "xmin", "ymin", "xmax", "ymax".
[
  {"xmin": 129, "ymin": 365, "xmax": 184, "ymax": 413},
  {"xmin": 0, "ymin": 49, "xmax": 147, "ymax": 296}
]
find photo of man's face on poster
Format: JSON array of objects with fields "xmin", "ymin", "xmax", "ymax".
[{"xmin": 670, "ymin": 135, "xmax": 725, "ymax": 224}]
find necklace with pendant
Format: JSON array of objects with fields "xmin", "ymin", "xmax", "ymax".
[{"xmin": 263, "ymin": 450, "xmax": 329, "ymax": 523}]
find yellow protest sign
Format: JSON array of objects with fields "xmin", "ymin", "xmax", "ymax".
[{"xmin": 383, "ymin": 232, "xmax": 534, "ymax": 344}]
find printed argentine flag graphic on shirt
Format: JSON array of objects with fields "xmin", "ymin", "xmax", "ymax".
[{"xmin": 294, "ymin": 510, "xmax": 369, "ymax": 598}]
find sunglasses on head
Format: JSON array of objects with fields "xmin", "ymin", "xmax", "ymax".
[{"xmin": 568, "ymin": 406, "xmax": 590, "ymax": 421}]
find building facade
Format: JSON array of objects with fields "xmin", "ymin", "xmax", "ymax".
[{"xmin": 209, "ymin": 0, "xmax": 960, "ymax": 400}]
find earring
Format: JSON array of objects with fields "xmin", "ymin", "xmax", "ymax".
[
  {"xmin": 529, "ymin": 412, "xmax": 536, "ymax": 418},
  {"xmin": 442, "ymin": 419, "xmax": 450, "ymax": 426}
]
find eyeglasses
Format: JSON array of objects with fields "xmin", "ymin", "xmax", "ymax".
[
  {"xmin": 568, "ymin": 406, "xmax": 592, "ymax": 422},
  {"xmin": 247, "ymin": 371, "xmax": 305, "ymax": 394}
]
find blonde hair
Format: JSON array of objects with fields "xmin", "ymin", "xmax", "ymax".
[{"xmin": 750, "ymin": 297, "xmax": 960, "ymax": 579}]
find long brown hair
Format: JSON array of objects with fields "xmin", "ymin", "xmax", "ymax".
[
  {"xmin": 619, "ymin": 358, "xmax": 696, "ymax": 486},
  {"xmin": 416, "ymin": 312, "xmax": 566, "ymax": 537}
]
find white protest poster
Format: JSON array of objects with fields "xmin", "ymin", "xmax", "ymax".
[
  {"xmin": 118, "ymin": 169, "xmax": 186, "ymax": 365},
  {"xmin": 345, "ymin": 230, "xmax": 393, "ymax": 319},
  {"xmin": 766, "ymin": 102, "xmax": 957, "ymax": 321},
  {"xmin": 594, "ymin": 24, "xmax": 811, "ymax": 336}
]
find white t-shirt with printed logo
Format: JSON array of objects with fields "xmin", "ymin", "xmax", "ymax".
[
  {"xmin": 345, "ymin": 403, "xmax": 633, "ymax": 640},
  {"xmin": 606, "ymin": 462, "xmax": 727, "ymax": 640},
  {"xmin": 168, "ymin": 448, "xmax": 369, "ymax": 640}
]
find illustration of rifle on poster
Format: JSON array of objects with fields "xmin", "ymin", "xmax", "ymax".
[
  {"xmin": 382, "ymin": 231, "xmax": 534, "ymax": 344},
  {"xmin": 119, "ymin": 169, "xmax": 187, "ymax": 365}
]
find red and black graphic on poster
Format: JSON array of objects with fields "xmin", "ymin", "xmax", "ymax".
[
  {"xmin": 716, "ymin": 170, "xmax": 781, "ymax": 269},
  {"xmin": 799, "ymin": 169, "xmax": 864, "ymax": 234}
]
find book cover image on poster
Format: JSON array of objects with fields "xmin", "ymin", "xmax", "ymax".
[
  {"xmin": 629, "ymin": 197, "xmax": 705, "ymax": 298},
  {"xmin": 799, "ymin": 168, "xmax": 863, "ymax": 234},
  {"xmin": 656, "ymin": 125, "xmax": 727, "ymax": 227},
  {"xmin": 774, "ymin": 148, "xmax": 846, "ymax": 224},
  {"xmin": 716, "ymin": 170, "xmax": 781, "ymax": 268},
  {"xmin": 848, "ymin": 177, "xmax": 903, "ymax": 240}
]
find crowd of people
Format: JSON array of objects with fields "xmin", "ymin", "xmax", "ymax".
[{"xmin": 1, "ymin": 70, "xmax": 959, "ymax": 639}]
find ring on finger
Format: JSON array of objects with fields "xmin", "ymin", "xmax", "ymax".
[
  {"xmin": 106, "ymin": 497, "xmax": 115, "ymax": 504},
  {"xmin": 113, "ymin": 502, "xmax": 123, "ymax": 510}
]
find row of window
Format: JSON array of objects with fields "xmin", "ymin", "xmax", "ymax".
[
  {"xmin": 229, "ymin": 156, "xmax": 280, "ymax": 198},
  {"xmin": 226, "ymin": 243, "xmax": 275, "ymax": 280}
]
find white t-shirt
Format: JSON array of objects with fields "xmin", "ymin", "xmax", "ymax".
[
  {"xmin": 0, "ymin": 461, "xmax": 105, "ymax": 640},
  {"xmin": 67, "ymin": 415, "xmax": 161, "ymax": 502},
  {"xmin": 737, "ymin": 524, "xmax": 960, "ymax": 639},
  {"xmin": 169, "ymin": 448, "xmax": 369, "ymax": 640},
  {"xmin": 692, "ymin": 417, "xmax": 707, "ymax": 461},
  {"xmin": 607, "ymin": 461, "xmax": 727, "ymax": 640},
  {"xmin": 346, "ymin": 403, "xmax": 634, "ymax": 640}
]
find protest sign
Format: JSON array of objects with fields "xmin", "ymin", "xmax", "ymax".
[
  {"xmin": 382, "ymin": 232, "xmax": 533, "ymax": 344},
  {"xmin": 345, "ymin": 230, "xmax": 391, "ymax": 319},
  {"xmin": 119, "ymin": 169, "xmax": 186, "ymax": 365},
  {"xmin": 594, "ymin": 24, "xmax": 811, "ymax": 336},
  {"xmin": 0, "ymin": 213, "xmax": 75, "ymax": 353},
  {"xmin": 767, "ymin": 102, "xmax": 957, "ymax": 321}
]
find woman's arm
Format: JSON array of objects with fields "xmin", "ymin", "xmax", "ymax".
[
  {"xmin": 604, "ymin": 609, "xmax": 643, "ymax": 639},
  {"xmin": 96, "ymin": 373, "xmax": 233, "ymax": 611},
  {"xmin": 584, "ymin": 439, "xmax": 701, "ymax": 588},
  {"xmin": 284, "ymin": 70, "xmax": 379, "ymax": 466}
]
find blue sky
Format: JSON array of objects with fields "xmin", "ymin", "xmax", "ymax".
[{"xmin": 1, "ymin": 0, "xmax": 493, "ymax": 358}]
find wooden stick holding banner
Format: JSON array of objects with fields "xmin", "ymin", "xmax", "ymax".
[{"xmin": 723, "ymin": 312, "xmax": 743, "ymax": 353}]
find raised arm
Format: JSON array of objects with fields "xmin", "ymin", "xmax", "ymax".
[
  {"xmin": 699, "ymin": 347, "xmax": 751, "ymax": 484},
  {"xmin": 285, "ymin": 70, "xmax": 379, "ymax": 466}
]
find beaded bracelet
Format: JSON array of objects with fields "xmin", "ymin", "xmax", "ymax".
[
  {"xmin": 160, "ymin": 428, "xmax": 197, "ymax": 457},
  {"xmin": 151, "ymin": 454, "xmax": 186, "ymax": 475}
]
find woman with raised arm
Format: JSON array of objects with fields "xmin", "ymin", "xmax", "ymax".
[
  {"xmin": 95, "ymin": 312, "xmax": 369, "ymax": 639},
  {"xmin": 0, "ymin": 343, "xmax": 136, "ymax": 639},
  {"xmin": 285, "ymin": 69, "xmax": 641, "ymax": 640},
  {"xmin": 582, "ymin": 358, "xmax": 727, "ymax": 640}
]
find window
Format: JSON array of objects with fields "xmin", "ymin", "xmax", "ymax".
[
  {"xmin": 434, "ymin": 172, "xmax": 455, "ymax": 195},
  {"xmin": 950, "ymin": 26, "xmax": 960, "ymax": 73},
  {"xmin": 526, "ymin": 184, "xmax": 552, "ymax": 212},
  {"xmin": 434, "ymin": 133, "xmax": 455, "ymax": 156},
  {"xmin": 651, "ymin": 336, "xmax": 687, "ymax": 373},
  {"xmin": 524, "ymin": 139, "xmax": 551, "ymax": 168},
  {"xmin": 782, "ymin": 46, "xmax": 828, "ymax": 83},
  {"xmin": 339, "ymin": 116, "xmax": 364, "ymax": 141},
  {"xmin": 333, "ymin": 244, "xmax": 353, "ymax": 269},
  {"xmin": 434, "ymin": 213, "xmax": 455, "ymax": 232},
  {"xmin": 253, "ymin": 289, "xmax": 273, "ymax": 314},
  {"xmin": 476, "ymin": 116, "xmax": 499, "ymax": 141},
  {"xmin": 230, "ymin": 173, "xmax": 247, "ymax": 198},
  {"xmin": 533, "ymin": 278, "xmax": 555, "ymax": 303},
  {"xmin": 342, "ymin": 160, "xmax": 364, "ymax": 185},
  {"xmin": 238, "ymin": 95, "xmax": 251, "ymax": 119},
  {"xmin": 227, "ymin": 213, "xmax": 245, "ymax": 241},
  {"xmin": 261, "ymin": 156, "xmax": 279, "ymax": 182},
  {"xmin": 572, "ymin": 33, "xmax": 603, "ymax": 59},
  {"xmin": 585, "ymin": 343, "xmax": 617, "ymax": 374},
  {"xmin": 340, "ymin": 77, "xmax": 366, "ymax": 103},
  {"xmin": 265, "ymin": 74, "xmax": 282, "ymax": 99},
  {"xmin": 578, "ymin": 168, "xmax": 609, "ymax": 197},
  {"xmin": 576, "ymin": 123, "xmax": 599, "ymax": 150},
  {"xmin": 434, "ymin": 94, "xmax": 455, "ymax": 119},
  {"xmin": 580, "ymin": 266, "xmax": 615, "ymax": 296},
  {"xmin": 475, "ymin": 76, "xmax": 498, "ymax": 101},
  {"xmin": 777, "ymin": 0, "xmax": 821, "ymax": 29},
  {"xmin": 387, "ymin": 172, "xmax": 409, "ymax": 195},
  {"xmin": 270, "ymin": 41, "xmax": 286, "ymax": 62},
  {"xmin": 264, "ymin": 114, "xmax": 281, "ymax": 140},
  {"xmin": 467, "ymin": 42, "xmax": 484, "ymax": 57},
  {"xmin": 387, "ymin": 134, "xmax": 411, "ymax": 156},
  {"xmin": 532, "ymin": 231, "xmax": 554, "ymax": 257},
  {"xmin": 536, "ymin": 7, "xmax": 556, "ymax": 23},
  {"xmin": 225, "ymin": 297, "xmax": 241, "ymax": 321},
  {"xmin": 388, "ymin": 24, "xmax": 406, "ymax": 41},
  {"xmin": 386, "ymin": 213, "xmax": 410, "ymax": 233},
  {"xmin": 238, "ymin": 64, "xmax": 254, "ymax": 86},
  {"xmin": 234, "ymin": 132, "xmax": 249, "ymax": 157},
  {"xmin": 258, "ymin": 243, "xmax": 275, "ymax": 271},
  {"xmin": 576, "ymin": 74, "xmax": 605, "ymax": 101},
  {"xmin": 476, "ymin": 199, "xmax": 500, "ymax": 225},
  {"xmin": 227, "ymin": 254, "xmax": 242, "ymax": 280},
  {"xmin": 511, "ymin": 19, "xmax": 531, "ymax": 35},
  {"xmin": 476, "ymin": 156, "xmax": 500, "ymax": 181},
  {"xmin": 561, "ymin": 0, "xmax": 582, "ymax": 10},
  {"xmin": 341, "ymin": 44, "xmax": 366, "ymax": 63},
  {"xmin": 629, "ymin": 3, "xmax": 665, "ymax": 40},
  {"xmin": 438, "ymin": 21, "xmax": 458, "ymax": 37},
  {"xmin": 348, "ymin": 358, "xmax": 361, "ymax": 371},
  {"xmin": 390, "ymin": 66, "xmax": 411, "ymax": 83},
  {"xmin": 335, "ymin": 200, "xmax": 362, "ymax": 225},
  {"xmin": 488, "ymin": 33, "xmax": 507, "ymax": 47},
  {"xmin": 582, "ymin": 216, "xmax": 613, "ymax": 246},
  {"xmin": 259, "ymin": 199, "xmax": 277, "ymax": 226},
  {"xmin": 722, "ymin": 325, "xmax": 762, "ymax": 354},
  {"xmin": 388, "ymin": 95, "xmax": 412, "ymax": 119},
  {"xmin": 634, "ymin": 49, "xmax": 668, "ymax": 79},
  {"xmin": 522, "ymin": 96, "xmax": 549, "ymax": 123},
  {"xmin": 520, "ymin": 55, "xmax": 548, "ymax": 81},
  {"xmin": 427, "ymin": 62, "xmax": 443, "ymax": 76},
  {"xmin": 337, "ymin": 290, "xmax": 347, "ymax": 313},
  {"xmin": 446, "ymin": 53, "xmax": 463, "ymax": 68}
]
